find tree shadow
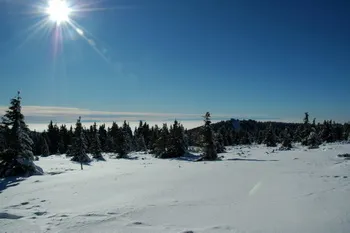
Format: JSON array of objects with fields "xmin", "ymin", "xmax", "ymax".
[
  {"xmin": 71, "ymin": 161, "xmax": 92, "ymax": 166},
  {"xmin": 227, "ymin": 158, "xmax": 279, "ymax": 162},
  {"xmin": 119, "ymin": 156, "xmax": 139, "ymax": 160},
  {"xmin": 172, "ymin": 152, "xmax": 202, "ymax": 162},
  {"xmin": 0, "ymin": 177, "xmax": 26, "ymax": 193}
]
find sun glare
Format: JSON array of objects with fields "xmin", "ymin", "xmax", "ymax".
[{"xmin": 46, "ymin": 0, "xmax": 72, "ymax": 25}]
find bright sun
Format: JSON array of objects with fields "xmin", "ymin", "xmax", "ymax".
[{"xmin": 46, "ymin": 0, "xmax": 72, "ymax": 25}]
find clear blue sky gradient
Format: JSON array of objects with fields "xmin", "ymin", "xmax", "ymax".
[{"xmin": 0, "ymin": 0, "xmax": 349, "ymax": 123}]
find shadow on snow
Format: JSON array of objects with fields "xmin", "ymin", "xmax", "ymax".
[
  {"xmin": 170, "ymin": 152, "xmax": 203, "ymax": 162},
  {"xmin": 0, "ymin": 176, "xmax": 26, "ymax": 193},
  {"xmin": 226, "ymin": 158, "xmax": 279, "ymax": 162}
]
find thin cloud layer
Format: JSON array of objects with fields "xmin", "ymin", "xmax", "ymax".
[
  {"xmin": 0, "ymin": 105, "xmax": 301, "ymax": 131},
  {"xmin": 0, "ymin": 105, "xmax": 275, "ymax": 122}
]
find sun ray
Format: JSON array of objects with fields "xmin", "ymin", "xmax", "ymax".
[
  {"xmin": 14, "ymin": 18, "xmax": 51, "ymax": 53},
  {"xmin": 72, "ymin": 0, "xmax": 107, "ymax": 9},
  {"xmin": 73, "ymin": 6, "xmax": 135, "ymax": 13}
]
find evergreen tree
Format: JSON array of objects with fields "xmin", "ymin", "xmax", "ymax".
[
  {"xmin": 257, "ymin": 131, "xmax": 265, "ymax": 144},
  {"xmin": 320, "ymin": 120, "xmax": 331, "ymax": 143},
  {"xmin": 70, "ymin": 117, "xmax": 90, "ymax": 169},
  {"xmin": 215, "ymin": 132, "xmax": 226, "ymax": 153},
  {"xmin": 306, "ymin": 128, "xmax": 321, "ymax": 149},
  {"xmin": 201, "ymin": 112, "xmax": 217, "ymax": 160},
  {"xmin": 58, "ymin": 137, "xmax": 65, "ymax": 155},
  {"xmin": 264, "ymin": 124, "xmax": 277, "ymax": 147},
  {"xmin": 183, "ymin": 128, "xmax": 190, "ymax": 150},
  {"xmin": 0, "ymin": 125, "xmax": 8, "ymax": 152},
  {"xmin": 107, "ymin": 122, "xmax": 119, "ymax": 152},
  {"xmin": 164, "ymin": 120, "xmax": 186, "ymax": 158},
  {"xmin": 154, "ymin": 124, "xmax": 169, "ymax": 157},
  {"xmin": 47, "ymin": 121, "xmax": 60, "ymax": 155},
  {"xmin": 105, "ymin": 134, "xmax": 115, "ymax": 153},
  {"xmin": 226, "ymin": 128, "xmax": 234, "ymax": 145},
  {"xmin": 142, "ymin": 122, "xmax": 151, "ymax": 149},
  {"xmin": 280, "ymin": 128, "xmax": 292, "ymax": 150},
  {"xmin": 304, "ymin": 112, "xmax": 309, "ymax": 125},
  {"xmin": 30, "ymin": 131, "xmax": 41, "ymax": 156},
  {"xmin": 98, "ymin": 124, "xmax": 107, "ymax": 152},
  {"xmin": 90, "ymin": 122, "xmax": 104, "ymax": 160},
  {"xmin": 149, "ymin": 125, "xmax": 160, "ymax": 153},
  {"xmin": 0, "ymin": 92, "xmax": 43, "ymax": 177},
  {"xmin": 41, "ymin": 136, "xmax": 50, "ymax": 157},
  {"xmin": 115, "ymin": 127, "xmax": 129, "ymax": 159},
  {"xmin": 137, "ymin": 135, "xmax": 147, "ymax": 152},
  {"xmin": 219, "ymin": 126, "xmax": 229, "ymax": 146},
  {"xmin": 58, "ymin": 124, "xmax": 69, "ymax": 153},
  {"xmin": 122, "ymin": 121, "xmax": 133, "ymax": 152},
  {"xmin": 293, "ymin": 125, "xmax": 303, "ymax": 142},
  {"xmin": 301, "ymin": 112, "xmax": 312, "ymax": 145},
  {"xmin": 239, "ymin": 131, "xmax": 251, "ymax": 145}
]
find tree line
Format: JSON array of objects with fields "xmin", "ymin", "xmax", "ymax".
[{"xmin": 0, "ymin": 93, "xmax": 349, "ymax": 177}]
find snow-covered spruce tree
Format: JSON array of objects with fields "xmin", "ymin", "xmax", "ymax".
[
  {"xmin": 306, "ymin": 128, "xmax": 321, "ymax": 149},
  {"xmin": 0, "ymin": 125, "xmax": 8, "ymax": 152},
  {"xmin": 70, "ymin": 117, "xmax": 90, "ymax": 170},
  {"xmin": 257, "ymin": 131, "xmax": 264, "ymax": 144},
  {"xmin": 201, "ymin": 112, "xmax": 217, "ymax": 161},
  {"xmin": 215, "ymin": 131, "xmax": 226, "ymax": 153},
  {"xmin": 162, "ymin": 120, "xmax": 186, "ymax": 158},
  {"xmin": 239, "ymin": 131, "xmax": 252, "ymax": 145},
  {"xmin": 41, "ymin": 136, "xmax": 50, "ymax": 157},
  {"xmin": 0, "ymin": 92, "xmax": 43, "ymax": 178},
  {"xmin": 226, "ymin": 128, "xmax": 234, "ymax": 146},
  {"xmin": 115, "ymin": 127, "xmax": 129, "ymax": 159},
  {"xmin": 105, "ymin": 134, "xmax": 115, "ymax": 153},
  {"xmin": 263, "ymin": 124, "xmax": 277, "ymax": 147},
  {"xmin": 280, "ymin": 128, "xmax": 292, "ymax": 150},
  {"xmin": 58, "ymin": 138, "xmax": 65, "ymax": 155},
  {"xmin": 293, "ymin": 125, "xmax": 303, "ymax": 142},
  {"xmin": 301, "ymin": 112, "xmax": 312, "ymax": 146},
  {"xmin": 183, "ymin": 128, "xmax": 190, "ymax": 151},
  {"xmin": 90, "ymin": 122, "xmax": 104, "ymax": 160},
  {"xmin": 149, "ymin": 125, "xmax": 160, "ymax": 153},
  {"xmin": 122, "ymin": 121, "xmax": 133, "ymax": 153},
  {"xmin": 154, "ymin": 123, "xmax": 169, "ymax": 158},
  {"xmin": 47, "ymin": 121, "xmax": 60, "ymax": 155},
  {"xmin": 137, "ymin": 135, "xmax": 147, "ymax": 152}
]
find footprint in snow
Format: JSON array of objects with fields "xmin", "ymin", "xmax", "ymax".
[
  {"xmin": 26, "ymin": 205, "xmax": 41, "ymax": 210},
  {"xmin": 34, "ymin": 211, "xmax": 47, "ymax": 216},
  {"xmin": 8, "ymin": 201, "xmax": 30, "ymax": 208},
  {"xmin": 127, "ymin": 221, "xmax": 150, "ymax": 226},
  {"xmin": 107, "ymin": 212, "xmax": 118, "ymax": 215}
]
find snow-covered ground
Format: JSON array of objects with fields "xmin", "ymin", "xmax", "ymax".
[{"xmin": 1, "ymin": 143, "xmax": 350, "ymax": 233}]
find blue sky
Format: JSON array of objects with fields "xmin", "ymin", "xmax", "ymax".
[{"xmin": 0, "ymin": 0, "xmax": 349, "ymax": 129}]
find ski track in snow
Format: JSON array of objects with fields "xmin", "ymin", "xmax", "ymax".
[{"xmin": 1, "ymin": 143, "xmax": 350, "ymax": 233}]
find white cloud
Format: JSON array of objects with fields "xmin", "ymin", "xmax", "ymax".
[
  {"xmin": 0, "ymin": 105, "xmax": 305, "ymax": 131},
  {"xmin": 0, "ymin": 105, "xmax": 250, "ymax": 120}
]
